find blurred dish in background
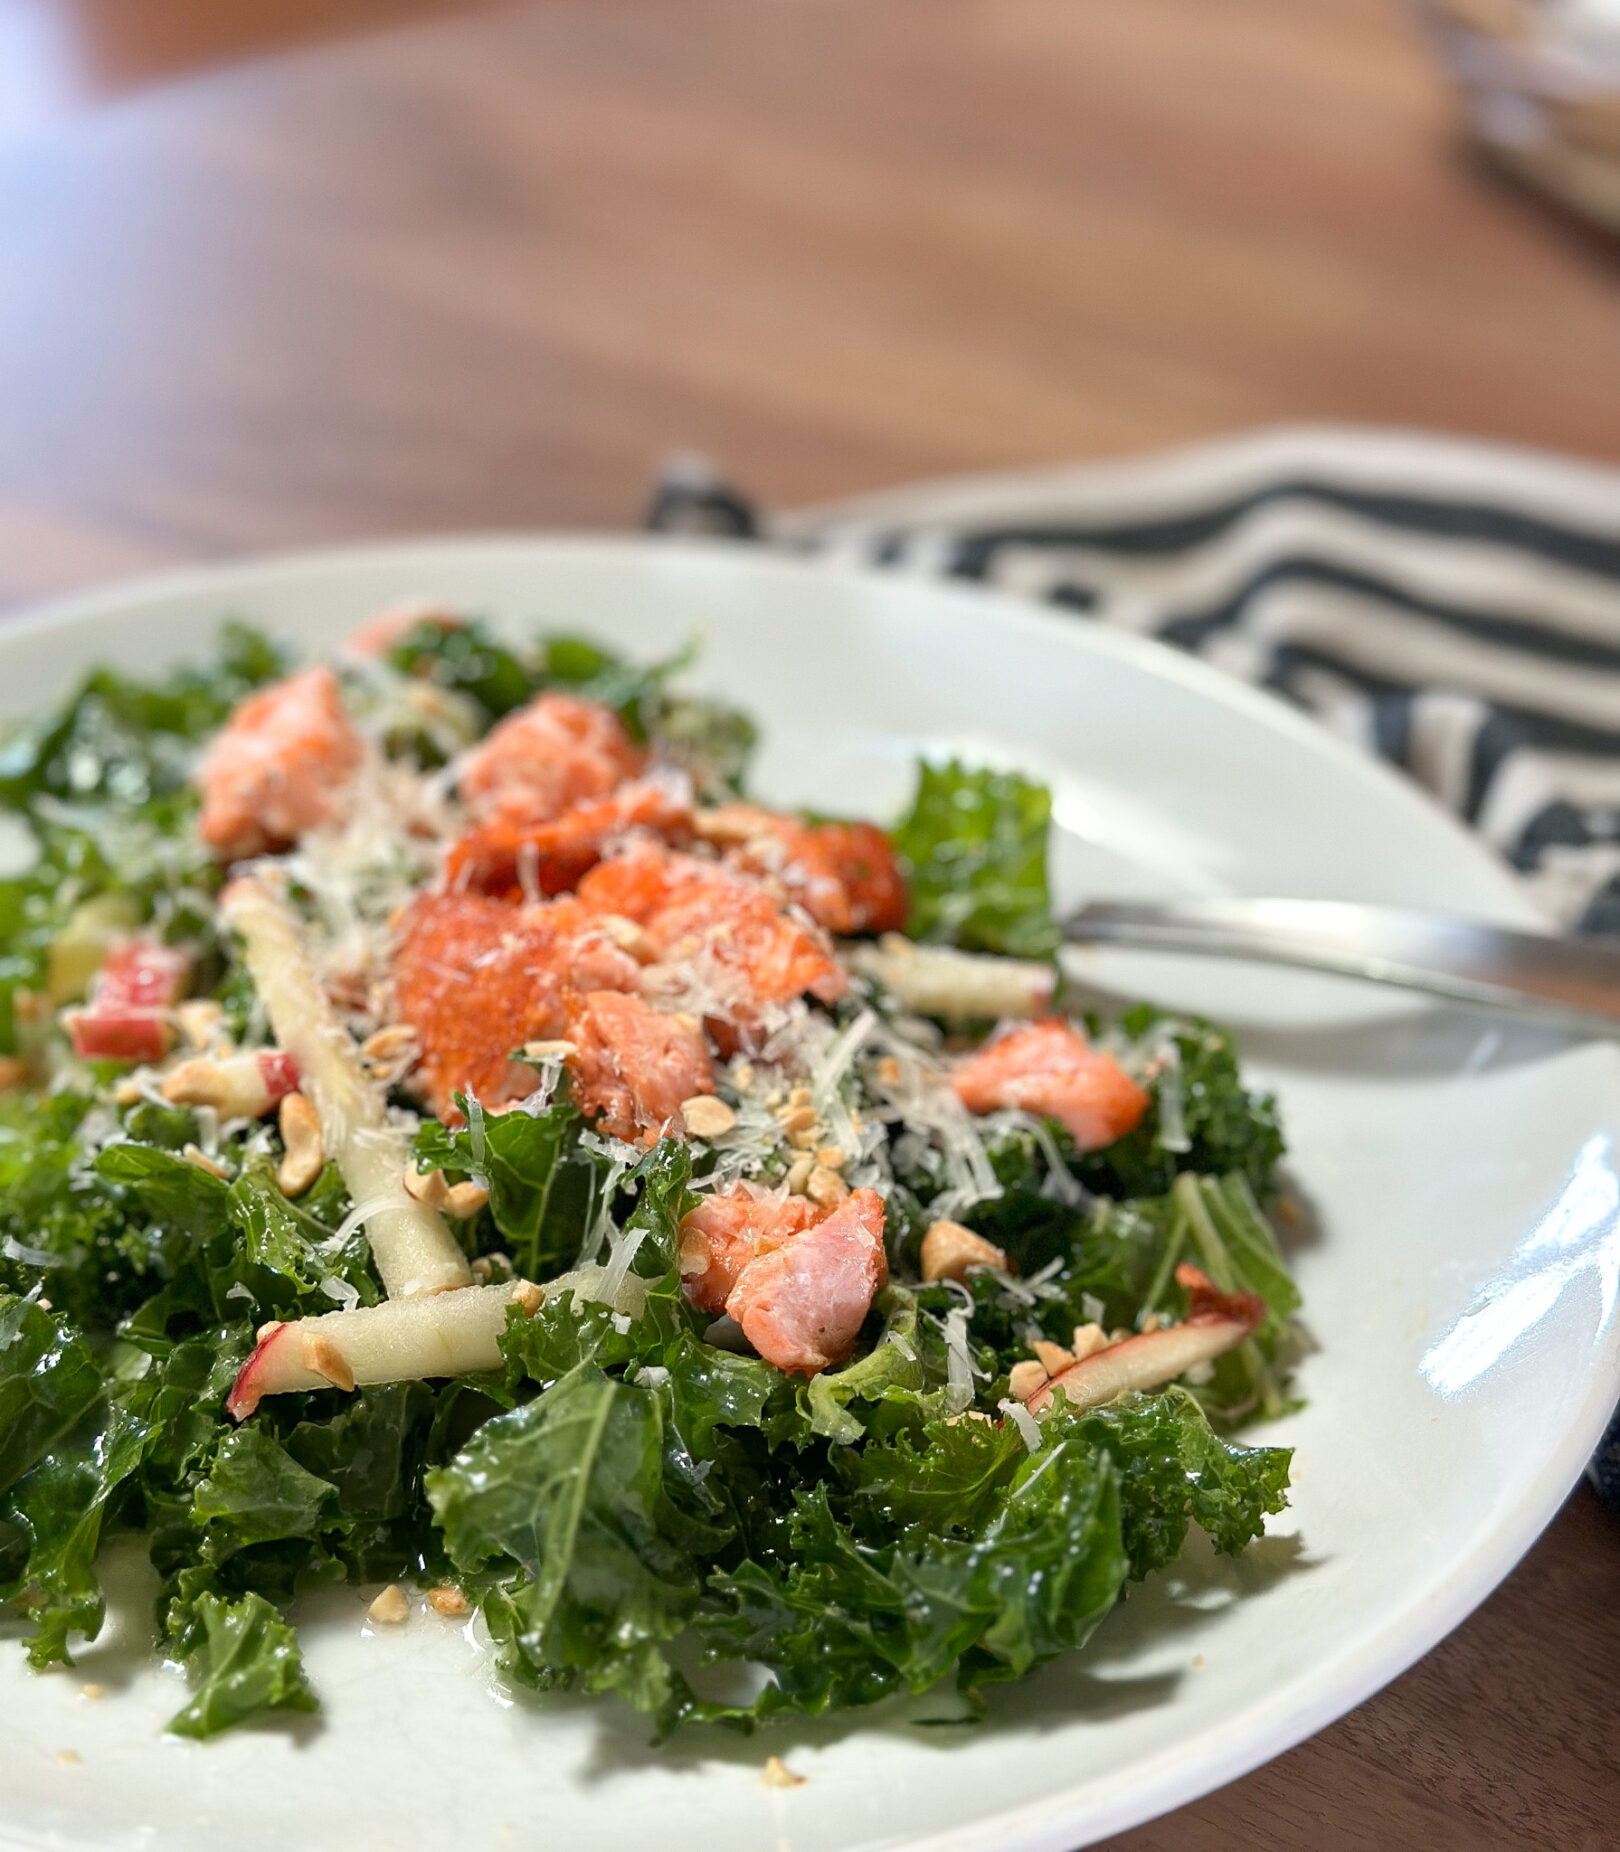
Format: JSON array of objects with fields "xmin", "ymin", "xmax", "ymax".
[{"xmin": 1418, "ymin": 0, "xmax": 1620, "ymax": 229}]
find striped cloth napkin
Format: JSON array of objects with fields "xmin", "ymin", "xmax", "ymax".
[{"xmin": 649, "ymin": 424, "xmax": 1620, "ymax": 1506}]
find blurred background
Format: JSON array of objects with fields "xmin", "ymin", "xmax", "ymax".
[{"xmin": 3, "ymin": 0, "xmax": 1620, "ymax": 612}]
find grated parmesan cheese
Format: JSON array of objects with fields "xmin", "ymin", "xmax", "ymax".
[
  {"xmin": 320, "ymin": 1275, "xmax": 361, "ymax": 1312},
  {"xmin": 998, "ymin": 1397, "xmax": 1043, "ymax": 1452}
]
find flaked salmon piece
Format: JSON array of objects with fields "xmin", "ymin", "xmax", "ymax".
[
  {"xmin": 391, "ymin": 891, "xmax": 641, "ymax": 1120},
  {"xmin": 577, "ymin": 843, "xmax": 847, "ymax": 1021},
  {"xmin": 343, "ymin": 601, "xmax": 462, "ymax": 660},
  {"xmin": 725, "ymin": 1187, "xmax": 888, "ymax": 1376},
  {"xmin": 445, "ymin": 778, "xmax": 693, "ymax": 900},
  {"xmin": 677, "ymin": 1183, "xmax": 824, "ymax": 1315},
  {"xmin": 457, "ymin": 691, "xmax": 643, "ymax": 825},
  {"xmin": 196, "ymin": 666, "xmax": 365, "ymax": 861},
  {"xmin": 808, "ymin": 822, "xmax": 908, "ymax": 935},
  {"xmin": 951, "ymin": 1017, "xmax": 1150, "ymax": 1152},
  {"xmin": 564, "ymin": 989, "xmax": 714, "ymax": 1142},
  {"xmin": 699, "ymin": 808, "xmax": 908, "ymax": 936}
]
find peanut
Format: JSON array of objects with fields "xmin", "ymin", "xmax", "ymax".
[
  {"xmin": 919, "ymin": 1220, "xmax": 1008, "ymax": 1284},
  {"xmin": 1070, "ymin": 1323, "xmax": 1110, "ymax": 1362},
  {"xmin": 681, "ymin": 1095, "xmax": 737, "ymax": 1139},
  {"xmin": 1032, "ymin": 1339, "xmax": 1075, "ymax": 1377},
  {"xmin": 276, "ymin": 1092, "xmax": 324, "ymax": 1198},
  {"xmin": 301, "ymin": 1332, "xmax": 355, "ymax": 1393},
  {"xmin": 805, "ymin": 1165, "xmax": 849, "ymax": 1208},
  {"xmin": 368, "ymin": 1584, "xmax": 409, "ymax": 1625}
]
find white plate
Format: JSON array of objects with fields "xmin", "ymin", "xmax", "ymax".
[{"xmin": 3, "ymin": 538, "xmax": 1617, "ymax": 1852}]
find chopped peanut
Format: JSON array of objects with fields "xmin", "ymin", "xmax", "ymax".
[
  {"xmin": 276, "ymin": 1092, "xmax": 324, "ymax": 1198},
  {"xmin": 1007, "ymin": 1359, "xmax": 1049, "ymax": 1402},
  {"xmin": 1032, "ymin": 1339, "xmax": 1076, "ymax": 1377},
  {"xmin": 368, "ymin": 1584, "xmax": 410, "ymax": 1625},
  {"xmin": 360, "ymin": 1023, "xmax": 418, "ymax": 1081},
  {"xmin": 521, "ymin": 1039, "xmax": 577, "ymax": 1061},
  {"xmin": 681, "ymin": 1095, "xmax": 738, "ymax": 1138},
  {"xmin": 511, "ymin": 1280, "xmax": 544, "ymax": 1316},
  {"xmin": 762, "ymin": 1755, "xmax": 806, "ymax": 1789},
  {"xmin": 429, "ymin": 1585, "xmax": 470, "ymax": 1618},
  {"xmin": 784, "ymin": 1153, "xmax": 814, "ymax": 1194},
  {"xmin": 302, "ymin": 1332, "xmax": 356, "ymax": 1393},
  {"xmin": 805, "ymin": 1164, "xmax": 849, "ymax": 1208},
  {"xmin": 920, "ymin": 1220, "xmax": 1008, "ymax": 1284},
  {"xmin": 444, "ymin": 1180, "xmax": 489, "ymax": 1219},
  {"xmin": 360, "ymin": 1024, "xmax": 417, "ymax": 1063},
  {"xmin": 1070, "ymin": 1323, "xmax": 1110, "ymax": 1362},
  {"xmin": 403, "ymin": 1165, "xmax": 451, "ymax": 1209},
  {"xmin": 813, "ymin": 1144, "xmax": 846, "ymax": 1171}
]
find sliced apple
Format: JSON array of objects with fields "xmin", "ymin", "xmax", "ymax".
[
  {"xmin": 225, "ymin": 1264, "xmax": 649, "ymax": 1418},
  {"xmin": 1025, "ymin": 1264, "xmax": 1266, "ymax": 1416},
  {"xmin": 844, "ymin": 934, "xmax": 1055, "ymax": 1023},
  {"xmin": 220, "ymin": 875, "xmax": 471, "ymax": 1298}
]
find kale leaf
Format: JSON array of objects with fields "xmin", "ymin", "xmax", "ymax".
[
  {"xmin": 165, "ymin": 1591, "xmax": 317, "ymax": 1739},
  {"xmin": 430, "ymin": 1363, "xmax": 703, "ymax": 1723},
  {"xmin": 1077, "ymin": 1010, "xmax": 1285, "ymax": 1200},
  {"xmin": 891, "ymin": 758, "xmax": 1058, "ymax": 958}
]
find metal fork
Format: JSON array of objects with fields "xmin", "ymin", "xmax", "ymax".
[{"xmin": 1062, "ymin": 898, "xmax": 1620, "ymax": 1034}]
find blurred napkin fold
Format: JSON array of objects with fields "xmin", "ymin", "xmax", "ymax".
[{"xmin": 649, "ymin": 424, "xmax": 1620, "ymax": 1508}]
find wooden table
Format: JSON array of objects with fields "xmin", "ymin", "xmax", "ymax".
[{"xmin": 1, "ymin": 2, "xmax": 1617, "ymax": 1844}]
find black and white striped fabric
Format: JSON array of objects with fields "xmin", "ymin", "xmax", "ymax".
[{"xmin": 649, "ymin": 424, "xmax": 1620, "ymax": 1503}]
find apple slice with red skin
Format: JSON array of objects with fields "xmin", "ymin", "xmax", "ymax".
[
  {"xmin": 67, "ymin": 939, "xmax": 191, "ymax": 1063},
  {"xmin": 1025, "ymin": 1265, "xmax": 1266, "ymax": 1416},
  {"xmin": 220, "ymin": 875, "xmax": 471, "ymax": 1299},
  {"xmin": 226, "ymin": 1264, "xmax": 648, "ymax": 1419}
]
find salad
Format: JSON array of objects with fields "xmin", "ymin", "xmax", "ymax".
[{"xmin": 0, "ymin": 606, "xmax": 1301, "ymax": 1740}]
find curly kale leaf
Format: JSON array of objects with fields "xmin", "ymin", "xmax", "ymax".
[
  {"xmin": 1042, "ymin": 1388, "xmax": 1292, "ymax": 1579},
  {"xmin": 0, "ymin": 1294, "xmax": 105, "ymax": 1496},
  {"xmin": 386, "ymin": 616, "xmax": 537, "ymax": 721},
  {"xmin": 0, "ymin": 622, "xmax": 283, "ymax": 811},
  {"xmin": 891, "ymin": 758, "xmax": 1058, "ymax": 958},
  {"xmin": 700, "ymin": 1425, "xmax": 1127, "ymax": 1718},
  {"xmin": 430, "ymin": 1363, "xmax": 703, "ymax": 1724},
  {"xmin": 1078, "ymin": 1010, "xmax": 1285, "ymax": 1200},
  {"xmin": 416, "ymin": 1091, "xmax": 605, "ymax": 1284},
  {"xmin": 165, "ymin": 1591, "xmax": 316, "ymax": 1739}
]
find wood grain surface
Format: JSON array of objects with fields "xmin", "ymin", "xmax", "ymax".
[{"xmin": 0, "ymin": 2, "xmax": 1617, "ymax": 1845}]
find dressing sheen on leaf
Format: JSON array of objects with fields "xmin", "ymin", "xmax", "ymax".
[{"xmin": 890, "ymin": 758, "xmax": 1058, "ymax": 958}]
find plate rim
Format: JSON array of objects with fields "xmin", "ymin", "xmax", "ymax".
[{"xmin": 0, "ymin": 531, "xmax": 1608, "ymax": 1851}]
